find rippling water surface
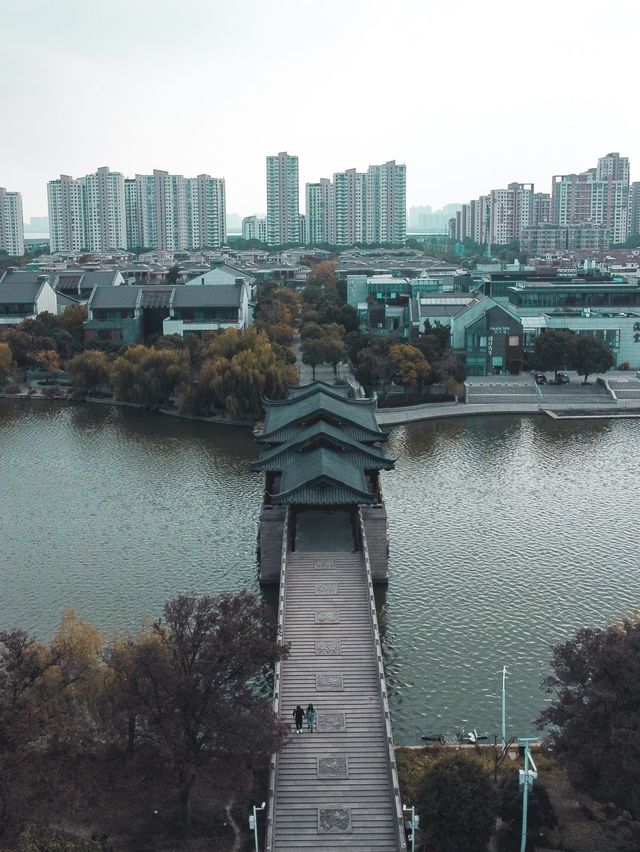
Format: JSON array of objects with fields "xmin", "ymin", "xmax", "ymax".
[{"xmin": 1, "ymin": 402, "xmax": 639, "ymax": 744}]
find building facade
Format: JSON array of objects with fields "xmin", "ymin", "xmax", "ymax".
[
  {"xmin": 266, "ymin": 152, "xmax": 300, "ymax": 245},
  {"xmin": 0, "ymin": 188, "xmax": 24, "ymax": 256},
  {"xmin": 49, "ymin": 167, "xmax": 226, "ymax": 253},
  {"xmin": 48, "ymin": 175, "xmax": 86, "ymax": 253},
  {"xmin": 552, "ymin": 152, "xmax": 630, "ymax": 245},
  {"xmin": 305, "ymin": 179, "xmax": 331, "ymax": 245},
  {"xmin": 242, "ymin": 215, "xmax": 267, "ymax": 242}
]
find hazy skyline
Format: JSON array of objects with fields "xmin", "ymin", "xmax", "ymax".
[{"xmin": 2, "ymin": 0, "xmax": 638, "ymax": 220}]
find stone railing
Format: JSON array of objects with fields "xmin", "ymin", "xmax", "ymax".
[
  {"xmin": 358, "ymin": 507, "xmax": 407, "ymax": 851},
  {"xmin": 265, "ymin": 505, "xmax": 289, "ymax": 852}
]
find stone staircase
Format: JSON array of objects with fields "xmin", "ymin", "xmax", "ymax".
[{"xmin": 268, "ymin": 550, "xmax": 404, "ymax": 851}]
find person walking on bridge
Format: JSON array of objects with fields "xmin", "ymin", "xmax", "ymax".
[
  {"xmin": 293, "ymin": 704, "xmax": 305, "ymax": 733},
  {"xmin": 306, "ymin": 703, "xmax": 317, "ymax": 732}
]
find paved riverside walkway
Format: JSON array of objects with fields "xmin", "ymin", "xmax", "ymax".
[{"xmin": 266, "ymin": 550, "xmax": 404, "ymax": 851}]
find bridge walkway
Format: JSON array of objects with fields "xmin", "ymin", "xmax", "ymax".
[{"xmin": 266, "ymin": 541, "xmax": 405, "ymax": 850}]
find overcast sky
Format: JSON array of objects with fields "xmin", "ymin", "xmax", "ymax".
[{"xmin": 2, "ymin": 0, "xmax": 638, "ymax": 220}]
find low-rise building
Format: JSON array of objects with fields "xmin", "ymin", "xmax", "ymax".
[
  {"xmin": 84, "ymin": 281, "xmax": 251, "ymax": 345},
  {"xmin": 0, "ymin": 270, "xmax": 57, "ymax": 327}
]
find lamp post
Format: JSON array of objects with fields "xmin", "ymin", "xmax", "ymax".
[
  {"xmin": 249, "ymin": 801, "xmax": 266, "ymax": 852},
  {"xmin": 501, "ymin": 665, "xmax": 507, "ymax": 747},
  {"xmin": 402, "ymin": 803, "xmax": 419, "ymax": 852},
  {"xmin": 517, "ymin": 738, "xmax": 538, "ymax": 852}
]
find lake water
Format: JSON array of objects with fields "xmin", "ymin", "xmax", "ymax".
[{"xmin": 1, "ymin": 400, "xmax": 639, "ymax": 744}]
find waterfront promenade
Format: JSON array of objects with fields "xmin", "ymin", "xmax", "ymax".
[{"xmin": 376, "ymin": 371, "xmax": 640, "ymax": 426}]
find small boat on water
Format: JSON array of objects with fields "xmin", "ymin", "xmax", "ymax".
[{"xmin": 422, "ymin": 728, "xmax": 490, "ymax": 745}]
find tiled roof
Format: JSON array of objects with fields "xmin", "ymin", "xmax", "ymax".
[
  {"xmin": 90, "ymin": 286, "xmax": 140, "ymax": 308},
  {"xmin": 0, "ymin": 281, "xmax": 42, "ymax": 305},
  {"xmin": 250, "ymin": 420, "xmax": 394, "ymax": 471},
  {"xmin": 173, "ymin": 285, "xmax": 242, "ymax": 307},
  {"xmin": 261, "ymin": 388, "xmax": 381, "ymax": 438},
  {"xmin": 270, "ymin": 446, "xmax": 376, "ymax": 505}
]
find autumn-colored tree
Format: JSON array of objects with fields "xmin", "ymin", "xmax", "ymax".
[
  {"xmin": 32, "ymin": 349, "xmax": 61, "ymax": 382},
  {"xmin": 110, "ymin": 346, "xmax": 190, "ymax": 408},
  {"xmin": 106, "ymin": 593, "xmax": 288, "ymax": 832},
  {"xmin": 0, "ymin": 341, "xmax": 12, "ymax": 384},
  {"xmin": 312, "ymin": 260, "xmax": 337, "ymax": 289},
  {"xmin": 13, "ymin": 825, "xmax": 101, "ymax": 851},
  {"xmin": 389, "ymin": 343, "xmax": 430, "ymax": 401},
  {"xmin": 67, "ymin": 350, "xmax": 111, "ymax": 395},
  {"xmin": 183, "ymin": 327, "xmax": 297, "ymax": 419}
]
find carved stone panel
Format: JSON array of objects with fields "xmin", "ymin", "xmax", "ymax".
[
  {"xmin": 317, "ymin": 712, "xmax": 346, "ymax": 732},
  {"xmin": 316, "ymin": 673, "xmax": 344, "ymax": 691},
  {"xmin": 316, "ymin": 639, "xmax": 341, "ymax": 656},
  {"xmin": 314, "ymin": 558, "xmax": 336, "ymax": 571},
  {"xmin": 317, "ymin": 755, "xmax": 349, "ymax": 779},
  {"xmin": 318, "ymin": 807, "xmax": 352, "ymax": 833},
  {"xmin": 315, "ymin": 581, "xmax": 338, "ymax": 595},
  {"xmin": 315, "ymin": 609, "xmax": 339, "ymax": 624}
]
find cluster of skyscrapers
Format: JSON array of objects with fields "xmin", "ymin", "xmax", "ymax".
[
  {"xmin": 452, "ymin": 152, "xmax": 639, "ymax": 252},
  {"xmin": 47, "ymin": 167, "xmax": 226, "ymax": 253},
  {"xmin": 243, "ymin": 153, "xmax": 407, "ymax": 247}
]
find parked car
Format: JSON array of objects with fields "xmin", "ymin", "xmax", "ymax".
[
  {"xmin": 555, "ymin": 372, "xmax": 570, "ymax": 384},
  {"xmin": 534, "ymin": 373, "xmax": 547, "ymax": 385}
]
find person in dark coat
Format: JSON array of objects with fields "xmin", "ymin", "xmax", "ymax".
[{"xmin": 293, "ymin": 704, "xmax": 305, "ymax": 733}]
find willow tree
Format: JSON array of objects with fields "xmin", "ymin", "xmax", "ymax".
[{"xmin": 183, "ymin": 327, "xmax": 297, "ymax": 419}]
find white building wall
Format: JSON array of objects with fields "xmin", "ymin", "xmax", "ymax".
[
  {"xmin": 266, "ymin": 152, "xmax": 300, "ymax": 245},
  {"xmin": 47, "ymin": 175, "xmax": 85, "ymax": 252}
]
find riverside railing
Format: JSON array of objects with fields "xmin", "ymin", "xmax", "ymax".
[
  {"xmin": 358, "ymin": 506, "xmax": 407, "ymax": 851},
  {"xmin": 264, "ymin": 505, "xmax": 289, "ymax": 852}
]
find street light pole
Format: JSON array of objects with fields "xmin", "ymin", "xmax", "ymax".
[
  {"xmin": 518, "ymin": 738, "xmax": 538, "ymax": 852},
  {"xmin": 501, "ymin": 666, "xmax": 507, "ymax": 746},
  {"xmin": 402, "ymin": 803, "xmax": 419, "ymax": 852},
  {"xmin": 249, "ymin": 801, "xmax": 266, "ymax": 852}
]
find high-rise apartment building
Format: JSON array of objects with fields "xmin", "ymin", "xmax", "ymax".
[
  {"xmin": 629, "ymin": 182, "xmax": 640, "ymax": 238},
  {"xmin": 305, "ymin": 179, "xmax": 331, "ymax": 245},
  {"xmin": 302, "ymin": 161, "xmax": 406, "ymax": 247},
  {"xmin": 49, "ymin": 167, "xmax": 126, "ymax": 252},
  {"xmin": 266, "ymin": 152, "xmax": 300, "ymax": 245},
  {"xmin": 0, "ymin": 188, "xmax": 24, "ymax": 256},
  {"xmin": 331, "ymin": 168, "xmax": 366, "ymax": 246},
  {"xmin": 50, "ymin": 167, "xmax": 226, "ymax": 253},
  {"xmin": 552, "ymin": 153, "xmax": 630, "ymax": 245},
  {"xmin": 81, "ymin": 167, "xmax": 126, "ymax": 252},
  {"xmin": 456, "ymin": 184, "xmax": 550, "ymax": 245},
  {"xmin": 242, "ymin": 215, "xmax": 267, "ymax": 242},
  {"xmin": 365, "ymin": 161, "xmax": 406, "ymax": 245},
  {"xmin": 48, "ymin": 175, "xmax": 86, "ymax": 252}
]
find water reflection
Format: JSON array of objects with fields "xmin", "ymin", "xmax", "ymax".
[{"xmin": 2, "ymin": 403, "xmax": 640, "ymax": 744}]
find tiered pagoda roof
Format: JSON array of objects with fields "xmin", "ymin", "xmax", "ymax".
[{"xmin": 253, "ymin": 382, "xmax": 394, "ymax": 507}]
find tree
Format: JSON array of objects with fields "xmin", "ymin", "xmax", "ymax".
[
  {"xmin": 165, "ymin": 264, "xmax": 180, "ymax": 284},
  {"xmin": 182, "ymin": 327, "xmax": 297, "ymax": 419},
  {"xmin": 32, "ymin": 349, "xmax": 61, "ymax": 382},
  {"xmin": 532, "ymin": 329, "xmax": 573, "ymax": 380},
  {"xmin": 301, "ymin": 337, "xmax": 326, "ymax": 381},
  {"xmin": 537, "ymin": 614, "xmax": 640, "ymax": 816},
  {"xmin": 389, "ymin": 343, "xmax": 430, "ymax": 401},
  {"xmin": 0, "ymin": 341, "xmax": 12, "ymax": 384},
  {"xmin": 311, "ymin": 260, "xmax": 337, "ymax": 289},
  {"xmin": 568, "ymin": 333, "xmax": 614, "ymax": 383},
  {"xmin": 106, "ymin": 592, "xmax": 288, "ymax": 832},
  {"xmin": 354, "ymin": 337, "xmax": 397, "ymax": 400},
  {"xmin": 323, "ymin": 336, "xmax": 348, "ymax": 377},
  {"xmin": 110, "ymin": 346, "xmax": 190, "ymax": 408},
  {"xmin": 498, "ymin": 772, "xmax": 556, "ymax": 851},
  {"xmin": 67, "ymin": 351, "xmax": 111, "ymax": 395},
  {"xmin": 13, "ymin": 826, "xmax": 101, "ymax": 851},
  {"xmin": 415, "ymin": 752, "xmax": 497, "ymax": 852}
]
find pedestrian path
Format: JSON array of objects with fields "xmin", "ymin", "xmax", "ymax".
[{"xmin": 266, "ymin": 549, "xmax": 405, "ymax": 850}]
